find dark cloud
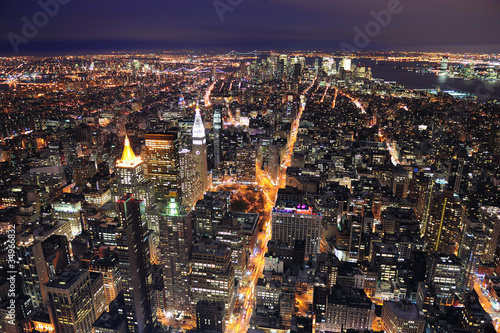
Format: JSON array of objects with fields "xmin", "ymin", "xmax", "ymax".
[{"xmin": 0, "ymin": 0, "xmax": 499, "ymax": 55}]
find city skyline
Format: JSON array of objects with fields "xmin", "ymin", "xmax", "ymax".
[{"xmin": 1, "ymin": 1, "xmax": 500, "ymax": 332}]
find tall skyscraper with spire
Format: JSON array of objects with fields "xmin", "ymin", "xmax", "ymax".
[
  {"xmin": 192, "ymin": 105, "xmax": 208, "ymax": 192},
  {"xmin": 112, "ymin": 136, "xmax": 156, "ymax": 231},
  {"xmin": 213, "ymin": 105, "xmax": 222, "ymax": 175}
]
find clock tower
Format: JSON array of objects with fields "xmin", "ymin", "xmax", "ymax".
[{"xmin": 192, "ymin": 104, "xmax": 208, "ymax": 192}]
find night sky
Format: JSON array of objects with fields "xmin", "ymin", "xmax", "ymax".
[{"xmin": 1, "ymin": 0, "xmax": 499, "ymax": 56}]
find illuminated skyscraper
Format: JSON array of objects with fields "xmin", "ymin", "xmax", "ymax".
[
  {"xmin": 213, "ymin": 105, "xmax": 222, "ymax": 174},
  {"xmin": 192, "ymin": 106, "xmax": 208, "ymax": 192},
  {"xmin": 44, "ymin": 268, "xmax": 96, "ymax": 333},
  {"xmin": 426, "ymin": 253, "xmax": 461, "ymax": 305},
  {"xmin": 158, "ymin": 197, "xmax": 193, "ymax": 315},
  {"xmin": 440, "ymin": 57, "xmax": 448, "ymax": 75},
  {"xmin": 381, "ymin": 301, "xmax": 425, "ymax": 333},
  {"xmin": 89, "ymin": 252, "xmax": 123, "ymax": 311},
  {"xmin": 424, "ymin": 189, "xmax": 464, "ymax": 254},
  {"xmin": 144, "ymin": 132, "xmax": 179, "ymax": 201},
  {"xmin": 112, "ymin": 136, "xmax": 155, "ymax": 231},
  {"xmin": 341, "ymin": 57, "xmax": 352, "ymax": 72},
  {"xmin": 190, "ymin": 239, "xmax": 236, "ymax": 322},
  {"xmin": 194, "ymin": 191, "xmax": 231, "ymax": 236},
  {"xmin": 481, "ymin": 206, "xmax": 500, "ymax": 264},
  {"xmin": 18, "ymin": 234, "xmax": 70, "ymax": 309},
  {"xmin": 458, "ymin": 216, "xmax": 486, "ymax": 294},
  {"xmin": 271, "ymin": 204, "xmax": 322, "ymax": 260},
  {"xmin": 322, "ymin": 57, "xmax": 335, "ymax": 75},
  {"xmin": 196, "ymin": 301, "xmax": 225, "ymax": 333},
  {"xmin": 116, "ymin": 194, "xmax": 156, "ymax": 333},
  {"xmin": 179, "ymin": 148, "xmax": 203, "ymax": 209}
]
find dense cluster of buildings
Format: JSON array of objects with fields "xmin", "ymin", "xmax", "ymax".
[{"xmin": 0, "ymin": 51, "xmax": 499, "ymax": 333}]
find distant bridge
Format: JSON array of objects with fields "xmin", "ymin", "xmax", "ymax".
[
  {"xmin": 162, "ymin": 67, "xmax": 229, "ymax": 74},
  {"xmin": 224, "ymin": 50, "xmax": 262, "ymax": 56}
]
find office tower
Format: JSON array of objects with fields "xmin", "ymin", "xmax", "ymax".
[
  {"xmin": 158, "ymin": 197, "xmax": 193, "ymax": 316},
  {"xmin": 192, "ymin": 106, "xmax": 208, "ymax": 192},
  {"xmin": 489, "ymin": 124, "xmax": 500, "ymax": 155},
  {"xmin": 213, "ymin": 105, "xmax": 222, "ymax": 173},
  {"xmin": 277, "ymin": 56, "xmax": 286, "ymax": 80},
  {"xmin": 239, "ymin": 62, "xmax": 247, "ymax": 78},
  {"xmin": 190, "ymin": 239, "xmax": 236, "ymax": 321},
  {"xmin": 24, "ymin": 165, "xmax": 66, "ymax": 187},
  {"xmin": 215, "ymin": 212, "xmax": 259, "ymax": 281},
  {"xmin": 481, "ymin": 206, "xmax": 500, "ymax": 264},
  {"xmin": 461, "ymin": 291, "xmax": 489, "ymax": 333},
  {"xmin": 381, "ymin": 301, "xmax": 425, "ymax": 333},
  {"xmin": 341, "ymin": 57, "xmax": 352, "ymax": 72},
  {"xmin": 44, "ymin": 268, "xmax": 96, "ymax": 333},
  {"xmin": 458, "ymin": 217, "xmax": 486, "ymax": 294},
  {"xmin": 236, "ymin": 144, "xmax": 256, "ymax": 183},
  {"xmin": 73, "ymin": 157, "xmax": 97, "ymax": 186},
  {"xmin": 322, "ymin": 287, "xmax": 375, "ymax": 332},
  {"xmin": 144, "ymin": 132, "xmax": 179, "ymax": 201},
  {"xmin": 90, "ymin": 272, "xmax": 107, "ymax": 320},
  {"xmin": 426, "ymin": 253, "xmax": 461, "ymax": 305},
  {"xmin": 194, "ymin": 191, "xmax": 231, "ymax": 236},
  {"xmin": 424, "ymin": 189, "xmax": 464, "ymax": 253},
  {"xmin": 52, "ymin": 198, "xmax": 83, "ymax": 239},
  {"xmin": 89, "ymin": 252, "xmax": 123, "ymax": 311},
  {"xmin": 293, "ymin": 62, "xmax": 302, "ymax": 80},
  {"xmin": 17, "ymin": 234, "xmax": 70, "ymax": 309},
  {"xmin": 256, "ymin": 278, "xmax": 281, "ymax": 310},
  {"xmin": 87, "ymin": 215, "xmax": 119, "ymax": 246},
  {"xmin": 280, "ymin": 279, "xmax": 296, "ymax": 329},
  {"xmin": 278, "ymin": 54, "xmax": 288, "ymax": 66},
  {"xmin": 449, "ymin": 147, "xmax": 467, "ymax": 195},
  {"xmin": 391, "ymin": 168, "xmax": 411, "ymax": 198},
  {"xmin": 348, "ymin": 215, "xmax": 364, "ymax": 263},
  {"xmin": 116, "ymin": 194, "xmax": 156, "ymax": 333},
  {"xmin": 409, "ymin": 170, "xmax": 434, "ymax": 222},
  {"xmin": 196, "ymin": 301, "xmax": 225, "ymax": 333},
  {"xmin": 112, "ymin": 136, "xmax": 152, "ymax": 205},
  {"xmin": 271, "ymin": 204, "xmax": 322, "ymax": 260},
  {"xmin": 112, "ymin": 136, "xmax": 155, "ymax": 231},
  {"xmin": 0, "ymin": 294, "xmax": 32, "ymax": 333},
  {"xmin": 322, "ymin": 57, "xmax": 334, "ymax": 75},
  {"xmin": 93, "ymin": 311, "xmax": 127, "ymax": 333},
  {"xmin": 440, "ymin": 57, "xmax": 448, "ymax": 75},
  {"xmin": 178, "ymin": 118, "xmax": 194, "ymax": 150},
  {"xmin": 313, "ymin": 286, "xmax": 329, "ymax": 323},
  {"xmin": 179, "ymin": 148, "xmax": 203, "ymax": 209}
]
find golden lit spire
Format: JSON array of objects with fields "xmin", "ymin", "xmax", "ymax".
[
  {"xmin": 121, "ymin": 135, "xmax": 136, "ymax": 162},
  {"xmin": 117, "ymin": 135, "xmax": 142, "ymax": 168}
]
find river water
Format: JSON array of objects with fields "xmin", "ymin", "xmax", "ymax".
[{"xmin": 353, "ymin": 59, "xmax": 500, "ymax": 100}]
